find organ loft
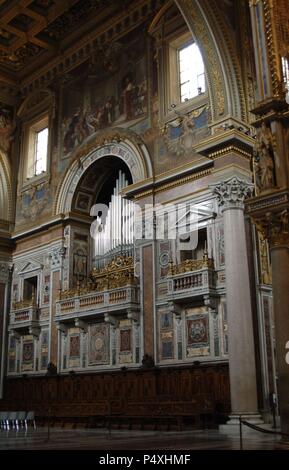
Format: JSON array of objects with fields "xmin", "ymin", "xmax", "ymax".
[{"xmin": 0, "ymin": 0, "xmax": 289, "ymax": 441}]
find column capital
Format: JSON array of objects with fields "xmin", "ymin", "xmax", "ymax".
[{"xmin": 211, "ymin": 177, "xmax": 254, "ymax": 210}]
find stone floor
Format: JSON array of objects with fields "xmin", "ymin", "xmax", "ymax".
[{"xmin": 0, "ymin": 426, "xmax": 288, "ymax": 450}]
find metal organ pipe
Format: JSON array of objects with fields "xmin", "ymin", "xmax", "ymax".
[{"xmin": 93, "ymin": 170, "xmax": 133, "ymax": 266}]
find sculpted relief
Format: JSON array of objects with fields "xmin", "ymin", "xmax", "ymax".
[
  {"xmin": 253, "ymin": 122, "xmax": 276, "ymax": 194},
  {"xmin": 161, "ymin": 106, "xmax": 210, "ymax": 159}
]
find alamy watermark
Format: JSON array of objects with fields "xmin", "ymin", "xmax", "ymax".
[{"xmin": 90, "ymin": 198, "xmax": 214, "ymax": 252}]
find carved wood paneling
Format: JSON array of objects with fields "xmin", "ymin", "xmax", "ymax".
[{"xmin": 1, "ymin": 364, "xmax": 230, "ymax": 418}]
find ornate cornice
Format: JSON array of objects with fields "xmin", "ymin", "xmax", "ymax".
[
  {"xmin": 246, "ymin": 189, "xmax": 289, "ymax": 248},
  {"xmin": 211, "ymin": 177, "xmax": 254, "ymax": 210},
  {"xmin": 246, "ymin": 189, "xmax": 289, "ymax": 216}
]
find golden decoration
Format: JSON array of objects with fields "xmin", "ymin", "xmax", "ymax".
[
  {"xmin": 254, "ymin": 209, "xmax": 289, "ymax": 248},
  {"xmin": 168, "ymin": 254, "xmax": 214, "ymax": 276},
  {"xmin": 59, "ymin": 256, "xmax": 136, "ymax": 300},
  {"xmin": 12, "ymin": 292, "xmax": 37, "ymax": 310},
  {"xmin": 180, "ymin": 0, "xmax": 225, "ymax": 117}
]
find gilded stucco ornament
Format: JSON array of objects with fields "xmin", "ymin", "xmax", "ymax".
[
  {"xmin": 176, "ymin": 0, "xmax": 226, "ymax": 118},
  {"xmin": 163, "ymin": 114, "xmax": 197, "ymax": 157}
]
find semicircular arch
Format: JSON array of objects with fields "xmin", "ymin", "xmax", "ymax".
[{"xmin": 54, "ymin": 129, "xmax": 152, "ymax": 216}]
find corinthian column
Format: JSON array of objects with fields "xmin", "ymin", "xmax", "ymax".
[
  {"xmin": 255, "ymin": 209, "xmax": 289, "ymax": 436},
  {"xmin": 212, "ymin": 177, "xmax": 261, "ymax": 425}
]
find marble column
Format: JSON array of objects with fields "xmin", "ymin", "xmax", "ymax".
[
  {"xmin": 212, "ymin": 177, "xmax": 260, "ymax": 422},
  {"xmin": 259, "ymin": 210, "xmax": 289, "ymax": 435},
  {"xmin": 0, "ymin": 262, "xmax": 12, "ymax": 399}
]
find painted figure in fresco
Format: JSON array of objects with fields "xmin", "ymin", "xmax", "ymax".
[{"xmin": 122, "ymin": 74, "xmax": 135, "ymax": 120}]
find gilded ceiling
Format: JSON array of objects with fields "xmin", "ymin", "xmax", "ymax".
[
  {"xmin": 0, "ymin": 0, "xmax": 130, "ymax": 77},
  {"xmin": 0, "ymin": 0, "xmax": 236, "ymax": 95}
]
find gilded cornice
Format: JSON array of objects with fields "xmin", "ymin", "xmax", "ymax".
[
  {"xmin": 134, "ymin": 167, "xmax": 212, "ymax": 199},
  {"xmin": 208, "ymin": 145, "xmax": 252, "ymax": 161},
  {"xmin": 246, "ymin": 188, "xmax": 289, "ymax": 247}
]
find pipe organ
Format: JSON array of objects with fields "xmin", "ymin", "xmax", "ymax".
[{"xmin": 93, "ymin": 170, "xmax": 134, "ymax": 268}]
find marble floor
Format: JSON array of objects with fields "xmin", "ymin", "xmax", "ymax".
[{"xmin": 0, "ymin": 426, "xmax": 287, "ymax": 450}]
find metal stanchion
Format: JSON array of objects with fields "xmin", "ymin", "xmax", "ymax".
[
  {"xmin": 107, "ymin": 401, "xmax": 112, "ymax": 439},
  {"xmin": 239, "ymin": 415, "xmax": 243, "ymax": 450},
  {"xmin": 44, "ymin": 405, "xmax": 51, "ymax": 443}
]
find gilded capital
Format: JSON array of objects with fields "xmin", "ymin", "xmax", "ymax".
[{"xmin": 211, "ymin": 177, "xmax": 254, "ymax": 210}]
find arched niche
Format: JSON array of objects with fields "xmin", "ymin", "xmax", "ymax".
[
  {"xmin": 54, "ymin": 129, "xmax": 152, "ymax": 216},
  {"xmin": 0, "ymin": 150, "xmax": 13, "ymax": 223},
  {"xmin": 71, "ymin": 155, "xmax": 133, "ymax": 216}
]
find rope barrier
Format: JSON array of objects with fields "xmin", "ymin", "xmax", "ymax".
[{"xmin": 240, "ymin": 419, "xmax": 289, "ymax": 438}]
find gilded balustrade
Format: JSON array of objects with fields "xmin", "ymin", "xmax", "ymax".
[
  {"xmin": 59, "ymin": 256, "xmax": 136, "ymax": 300},
  {"xmin": 168, "ymin": 253, "xmax": 214, "ymax": 276}
]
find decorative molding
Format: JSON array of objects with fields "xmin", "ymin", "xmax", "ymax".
[
  {"xmin": 176, "ymin": 0, "xmax": 226, "ymax": 118},
  {"xmin": 246, "ymin": 189, "xmax": 289, "ymax": 214},
  {"xmin": 209, "ymin": 145, "xmax": 252, "ymax": 161}
]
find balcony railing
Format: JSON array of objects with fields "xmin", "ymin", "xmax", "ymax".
[
  {"xmin": 10, "ymin": 297, "xmax": 39, "ymax": 329},
  {"xmin": 167, "ymin": 255, "xmax": 216, "ymax": 301},
  {"xmin": 55, "ymin": 256, "xmax": 139, "ymax": 321}
]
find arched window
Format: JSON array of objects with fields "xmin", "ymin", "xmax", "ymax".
[{"xmin": 178, "ymin": 41, "xmax": 206, "ymax": 102}]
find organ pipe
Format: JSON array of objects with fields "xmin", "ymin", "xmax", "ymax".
[{"xmin": 93, "ymin": 170, "xmax": 134, "ymax": 268}]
